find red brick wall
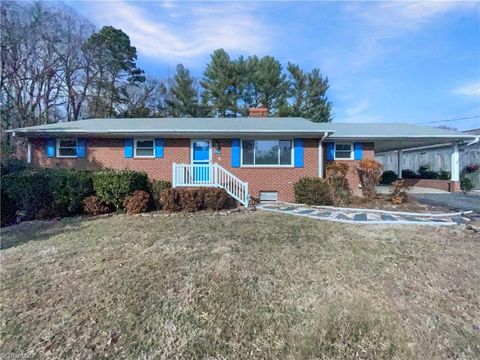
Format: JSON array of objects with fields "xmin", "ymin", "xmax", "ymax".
[
  {"xmin": 30, "ymin": 137, "xmax": 375, "ymax": 202},
  {"xmin": 30, "ymin": 138, "xmax": 190, "ymax": 181},
  {"xmin": 212, "ymin": 139, "xmax": 319, "ymax": 202},
  {"xmin": 323, "ymin": 142, "xmax": 375, "ymax": 196},
  {"xmin": 404, "ymin": 178, "xmax": 461, "ymax": 192}
]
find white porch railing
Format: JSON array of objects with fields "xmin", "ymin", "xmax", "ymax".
[{"xmin": 172, "ymin": 163, "xmax": 250, "ymax": 207}]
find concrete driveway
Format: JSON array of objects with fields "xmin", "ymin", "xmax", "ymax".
[{"xmin": 411, "ymin": 192, "xmax": 480, "ymax": 212}]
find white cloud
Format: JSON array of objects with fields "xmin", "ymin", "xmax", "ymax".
[
  {"xmin": 343, "ymin": 1, "xmax": 478, "ymax": 68},
  {"xmin": 340, "ymin": 99, "xmax": 382, "ymax": 123},
  {"xmin": 352, "ymin": 1, "xmax": 473, "ymax": 30},
  {"xmin": 84, "ymin": 1, "xmax": 271, "ymax": 63},
  {"xmin": 453, "ymin": 82, "xmax": 480, "ymax": 97},
  {"xmin": 336, "ymin": 114, "xmax": 383, "ymax": 124},
  {"xmin": 345, "ymin": 99, "xmax": 369, "ymax": 117}
]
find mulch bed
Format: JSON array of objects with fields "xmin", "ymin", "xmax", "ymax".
[{"xmin": 348, "ymin": 194, "xmax": 452, "ymax": 213}]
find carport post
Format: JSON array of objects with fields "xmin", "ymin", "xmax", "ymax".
[
  {"xmin": 397, "ymin": 149, "xmax": 403, "ymax": 178},
  {"xmin": 451, "ymin": 143, "xmax": 460, "ymax": 181}
]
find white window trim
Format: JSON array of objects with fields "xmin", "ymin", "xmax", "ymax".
[
  {"xmin": 240, "ymin": 139, "xmax": 294, "ymax": 167},
  {"xmin": 334, "ymin": 143, "xmax": 354, "ymax": 160},
  {"xmin": 56, "ymin": 138, "xmax": 78, "ymax": 158},
  {"xmin": 134, "ymin": 138, "xmax": 155, "ymax": 158}
]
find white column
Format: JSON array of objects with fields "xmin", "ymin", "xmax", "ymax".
[
  {"xmin": 27, "ymin": 141, "xmax": 32, "ymax": 164},
  {"xmin": 397, "ymin": 149, "xmax": 403, "ymax": 178},
  {"xmin": 451, "ymin": 144, "xmax": 460, "ymax": 181},
  {"xmin": 172, "ymin": 162, "xmax": 176, "ymax": 187}
]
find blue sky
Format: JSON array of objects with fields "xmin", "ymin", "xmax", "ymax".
[{"xmin": 68, "ymin": 1, "xmax": 480, "ymax": 130}]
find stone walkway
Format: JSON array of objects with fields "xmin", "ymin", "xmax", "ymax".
[{"xmin": 257, "ymin": 202, "xmax": 472, "ymax": 226}]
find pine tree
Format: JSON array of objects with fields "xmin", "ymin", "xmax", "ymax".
[
  {"xmin": 304, "ymin": 68, "xmax": 331, "ymax": 122},
  {"xmin": 280, "ymin": 63, "xmax": 332, "ymax": 122},
  {"xmin": 285, "ymin": 62, "xmax": 307, "ymax": 116},
  {"xmin": 201, "ymin": 49, "xmax": 236, "ymax": 117},
  {"xmin": 83, "ymin": 26, "xmax": 145, "ymax": 117},
  {"xmin": 253, "ymin": 56, "xmax": 288, "ymax": 114},
  {"xmin": 167, "ymin": 64, "xmax": 200, "ymax": 117}
]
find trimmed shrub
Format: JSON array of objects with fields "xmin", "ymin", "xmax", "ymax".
[
  {"xmin": 461, "ymin": 177, "xmax": 474, "ymax": 191},
  {"xmin": 438, "ymin": 170, "xmax": 451, "ymax": 180},
  {"xmin": 390, "ymin": 179, "xmax": 410, "ymax": 204},
  {"xmin": 1, "ymin": 189, "xmax": 17, "ymax": 227},
  {"xmin": 326, "ymin": 163, "xmax": 351, "ymax": 206},
  {"xmin": 123, "ymin": 190, "xmax": 151, "ymax": 215},
  {"xmin": 2, "ymin": 168, "xmax": 94, "ymax": 220},
  {"xmin": 149, "ymin": 180, "xmax": 172, "ymax": 210},
  {"xmin": 417, "ymin": 165, "xmax": 439, "ymax": 179},
  {"xmin": 159, "ymin": 188, "xmax": 181, "ymax": 212},
  {"xmin": 92, "ymin": 170, "xmax": 149, "ymax": 211},
  {"xmin": 159, "ymin": 187, "xmax": 231, "ymax": 212},
  {"xmin": 357, "ymin": 159, "xmax": 383, "ymax": 199},
  {"xmin": 1, "ymin": 170, "xmax": 52, "ymax": 220},
  {"xmin": 401, "ymin": 169, "xmax": 417, "ymax": 179},
  {"xmin": 0, "ymin": 158, "xmax": 31, "ymax": 175},
  {"xmin": 44, "ymin": 169, "xmax": 94, "ymax": 216},
  {"xmin": 178, "ymin": 188, "xmax": 203, "ymax": 212},
  {"xmin": 380, "ymin": 170, "xmax": 399, "ymax": 185},
  {"xmin": 465, "ymin": 164, "xmax": 479, "ymax": 173},
  {"xmin": 83, "ymin": 196, "xmax": 112, "ymax": 216},
  {"xmin": 294, "ymin": 177, "xmax": 334, "ymax": 206},
  {"xmin": 203, "ymin": 188, "xmax": 229, "ymax": 210}
]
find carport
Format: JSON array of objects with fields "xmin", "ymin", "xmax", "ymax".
[{"xmin": 324, "ymin": 123, "xmax": 479, "ymax": 192}]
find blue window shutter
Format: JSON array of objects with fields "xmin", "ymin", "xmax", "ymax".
[
  {"xmin": 231, "ymin": 139, "xmax": 240, "ymax": 167},
  {"xmin": 293, "ymin": 138, "xmax": 304, "ymax": 168},
  {"xmin": 326, "ymin": 142, "xmax": 335, "ymax": 161},
  {"xmin": 46, "ymin": 138, "xmax": 56, "ymax": 158},
  {"xmin": 155, "ymin": 138, "xmax": 164, "ymax": 158},
  {"xmin": 124, "ymin": 138, "xmax": 134, "ymax": 158},
  {"xmin": 354, "ymin": 143, "xmax": 363, "ymax": 160},
  {"xmin": 77, "ymin": 138, "xmax": 87, "ymax": 158}
]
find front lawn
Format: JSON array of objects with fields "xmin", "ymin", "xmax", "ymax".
[{"xmin": 1, "ymin": 212, "xmax": 479, "ymax": 359}]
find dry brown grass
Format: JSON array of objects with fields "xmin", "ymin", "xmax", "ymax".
[{"xmin": 1, "ymin": 212, "xmax": 479, "ymax": 359}]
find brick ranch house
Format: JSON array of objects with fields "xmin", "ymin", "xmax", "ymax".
[{"xmin": 9, "ymin": 112, "xmax": 476, "ymax": 205}]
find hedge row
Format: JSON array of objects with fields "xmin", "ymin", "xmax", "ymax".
[
  {"xmin": 1, "ymin": 166, "xmax": 233, "ymax": 227},
  {"xmin": 1, "ymin": 168, "xmax": 152, "ymax": 226},
  {"xmin": 1, "ymin": 169, "xmax": 94, "ymax": 224},
  {"xmin": 159, "ymin": 188, "xmax": 230, "ymax": 212}
]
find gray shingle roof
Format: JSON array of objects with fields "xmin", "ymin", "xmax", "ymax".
[
  {"xmin": 10, "ymin": 117, "xmax": 331, "ymax": 137},
  {"xmin": 9, "ymin": 117, "xmax": 475, "ymax": 142}
]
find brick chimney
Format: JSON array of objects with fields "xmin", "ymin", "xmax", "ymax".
[{"xmin": 248, "ymin": 108, "xmax": 268, "ymax": 117}]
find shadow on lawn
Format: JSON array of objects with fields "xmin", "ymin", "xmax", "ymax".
[{"xmin": 0, "ymin": 215, "xmax": 106, "ymax": 250}]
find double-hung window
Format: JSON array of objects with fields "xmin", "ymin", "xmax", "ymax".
[
  {"xmin": 241, "ymin": 140, "xmax": 292, "ymax": 166},
  {"xmin": 57, "ymin": 139, "xmax": 77, "ymax": 158},
  {"xmin": 134, "ymin": 139, "xmax": 155, "ymax": 158},
  {"xmin": 334, "ymin": 143, "xmax": 353, "ymax": 160}
]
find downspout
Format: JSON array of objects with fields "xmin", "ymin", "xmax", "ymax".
[{"xmin": 318, "ymin": 131, "xmax": 332, "ymax": 177}]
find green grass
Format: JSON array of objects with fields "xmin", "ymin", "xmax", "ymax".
[{"xmin": 1, "ymin": 212, "xmax": 479, "ymax": 359}]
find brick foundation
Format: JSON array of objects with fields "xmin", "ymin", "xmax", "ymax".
[
  {"xmin": 404, "ymin": 178, "xmax": 461, "ymax": 192},
  {"xmin": 29, "ymin": 138, "xmax": 376, "ymax": 202}
]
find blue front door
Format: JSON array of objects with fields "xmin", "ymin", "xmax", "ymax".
[{"xmin": 192, "ymin": 140, "xmax": 210, "ymax": 182}]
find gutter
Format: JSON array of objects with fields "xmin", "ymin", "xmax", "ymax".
[
  {"xmin": 8, "ymin": 129, "xmax": 335, "ymax": 135},
  {"xmin": 329, "ymin": 134, "xmax": 476, "ymax": 139},
  {"xmin": 318, "ymin": 131, "xmax": 333, "ymax": 177},
  {"xmin": 376, "ymin": 136, "xmax": 480, "ymax": 154}
]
